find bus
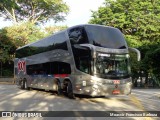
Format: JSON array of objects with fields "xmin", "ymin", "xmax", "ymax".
[{"xmin": 14, "ymin": 24, "xmax": 140, "ymax": 98}]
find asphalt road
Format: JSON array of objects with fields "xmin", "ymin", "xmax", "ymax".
[{"xmin": 0, "ymin": 84, "xmax": 159, "ymax": 120}]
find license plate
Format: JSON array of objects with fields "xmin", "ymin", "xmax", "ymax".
[
  {"xmin": 112, "ymin": 90, "xmax": 120, "ymax": 94},
  {"xmin": 113, "ymin": 80, "xmax": 120, "ymax": 84}
]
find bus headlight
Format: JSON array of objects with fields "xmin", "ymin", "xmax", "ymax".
[{"xmin": 82, "ymin": 81, "xmax": 86, "ymax": 86}]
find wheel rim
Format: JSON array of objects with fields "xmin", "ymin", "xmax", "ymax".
[
  {"xmin": 53, "ymin": 83, "xmax": 58, "ymax": 91},
  {"xmin": 24, "ymin": 81, "xmax": 27, "ymax": 89}
]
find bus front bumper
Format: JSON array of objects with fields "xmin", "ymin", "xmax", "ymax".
[{"xmin": 73, "ymin": 82, "xmax": 132, "ymax": 97}]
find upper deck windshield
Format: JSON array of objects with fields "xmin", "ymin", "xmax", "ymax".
[
  {"xmin": 85, "ymin": 25, "xmax": 127, "ymax": 49},
  {"xmin": 95, "ymin": 53, "xmax": 131, "ymax": 79}
]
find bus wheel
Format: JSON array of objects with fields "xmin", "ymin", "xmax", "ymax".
[
  {"xmin": 24, "ymin": 80, "xmax": 30, "ymax": 90},
  {"xmin": 20, "ymin": 80, "xmax": 24, "ymax": 89},
  {"xmin": 67, "ymin": 81, "xmax": 75, "ymax": 99},
  {"xmin": 24, "ymin": 80, "xmax": 27, "ymax": 89},
  {"xmin": 53, "ymin": 80, "xmax": 62, "ymax": 95}
]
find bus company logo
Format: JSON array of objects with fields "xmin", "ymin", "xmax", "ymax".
[
  {"xmin": 113, "ymin": 80, "xmax": 120, "ymax": 84},
  {"xmin": 18, "ymin": 60, "xmax": 26, "ymax": 74}
]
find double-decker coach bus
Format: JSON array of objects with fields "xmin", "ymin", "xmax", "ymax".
[{"xmin": 14, "ymin": 24, "xmax": 140, "ymax": 98}]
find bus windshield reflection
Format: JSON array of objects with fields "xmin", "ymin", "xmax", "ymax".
[{"xmin": 95, "ymin": 53, "xmax": 131, "ymax": 79}]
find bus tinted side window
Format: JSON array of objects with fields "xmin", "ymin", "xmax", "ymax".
[
  {"xmin": 59, "ymin": 62, "xmax": 71, "ymax": 74},
  {"xmin": 75, "ymin": 56, "xmax": 91, "ymax": 74},
  {"xmin": 27, "ymin": 62, "xmax": 71, "ymax": 75},
  {"xmin": 68, "ymin": 27, "xmax": 89, "ymax": 45},
  {"xmin": 50, "ymin": 62, "xmax": 59, "ymax": 74},
  {"xmin": 27, "ymin": 64, "xmax": 44, "ymax": 75},
  {"xmin": 16, "ymin": 32, "xmax": 68, "ymax": 58}
]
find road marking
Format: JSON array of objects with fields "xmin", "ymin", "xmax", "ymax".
[
  {"xmin": 132, "ymin": 93, "xmax": 160, "ymax": 103},
  {"xmin": 130, "ymin": 94, "xmax": 145, "ymax": 110},
  {"xmin": 129, "ymin": 94, "xmax": 153, "ymax": 120},
  {"xmin": 133, "ymin": 90, "xmax": 160, "ymax": 98}
]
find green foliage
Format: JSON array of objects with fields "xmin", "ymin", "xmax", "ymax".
[
  {"xmin": 2, "ymin": 67, "xmax": 14, "ymax": 77},
  {"xmin": 0, "ymin": 29, "xmax": 16, "ymax": 63},
  {"xmin": 125, "ymin": 35, "xmax": 142, "ymax": 48},
  {"xmin": 2, "ymin": 22, "xmax": 46, "ymax": 47},
  {"xmin": 141, "ymin": 43, "xmax": 160, "ymax": 79},
  {"xmin": 90, "ymin": 0, "xmax": 160, "ymax": 42},
  {"xmin": 0, "ymin": 22, "xmax": 47, "ymax": 63},
  {"xmin": 0, "ymin": 0, "xmax": 69, "ymax": 24}
]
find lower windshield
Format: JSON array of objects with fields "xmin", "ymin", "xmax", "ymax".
[{"xmin": 95, "ymin": 53, "xmax": 131, "ymax": 79}]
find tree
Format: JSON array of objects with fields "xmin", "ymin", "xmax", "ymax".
[
  {"xmin": 140, "ymin": 43, "xmax": 160, "ymax": 84},
  {"xmin": 0, "ymin": 0, "xmax": 69, "ymax": 24},
  {"xmin": 3, "ymin": 22, "xmax": 47, "ymax": 47},
  {"xmin": 0, "ymin": 29, "xmax": 16, "ymax": 63},
  {"xmin": 0, "ymin": 22, "xmax": 49, "ymax": 76},
  {"xmin": 89, "ymin": 0, "xmax": 160, "ymax": 42},
  {"xmin": 0, "ymin": 23, "xmax": 47, "ymax": 62}
]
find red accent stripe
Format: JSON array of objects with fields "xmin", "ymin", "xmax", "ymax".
[
  {"xmin": 112, "ymin": 90, "xmax": 120, "ymax": 94},
  {"xmin": 54, "ymin": 74, "xmax": 69, "ymax": 78}
]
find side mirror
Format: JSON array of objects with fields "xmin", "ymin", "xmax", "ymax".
[
  {"xmin": 128, "ymin": 47, "xmax": 141, "ymax": 61},
  {"xmin": 80, "ymin": 44, "xmax": 96, "ymax": 58}
]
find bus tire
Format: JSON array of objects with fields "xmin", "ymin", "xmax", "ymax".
[
  {"xmin": 53, "ymin": 80, "xmax": 62, "ymax": 95},
  {"xmin": 20, "ymin": 80, "xmax": 25, "ymax": 89},
  {"xmin": 25, "ymin": 80, "xmax": 30, "ymax": 90},
  {"xmin": 67, "ymin": 81, "xmax": 75, "ymax": 99}
]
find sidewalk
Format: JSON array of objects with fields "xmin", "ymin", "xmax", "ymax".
[{"xmin": 0, "ymin": 77, "xmax": 14, "ymax": 85}]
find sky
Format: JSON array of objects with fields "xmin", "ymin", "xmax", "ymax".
[{"xmin": 0, "ymin": 0, "xmax": 104, "ymax": 28}]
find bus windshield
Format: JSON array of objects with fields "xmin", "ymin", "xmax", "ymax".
[
  {"xmin": 85, "ymin": 25, "xmax": 127, "ymax": 49},
  {"xmin": 95, "ymin": 53, "xmax": 131, "ymax": 79}
]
